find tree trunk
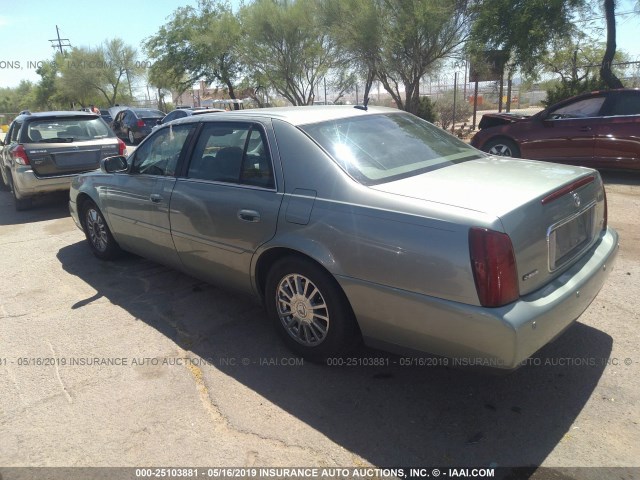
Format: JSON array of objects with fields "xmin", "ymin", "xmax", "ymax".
[{"xmin": 600, "ymin": 0, "xmax": 624, "ymax": 89}]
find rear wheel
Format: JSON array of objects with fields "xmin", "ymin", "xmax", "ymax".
[
  {"xmin": 265, "ymin": 257, "xmax": 359, "ymax": 361},
  {"xmin": 7, "ymin": 172, "xmax": 32, "ymax": 211},
  {"xmin": 0, "ymin": 167, "xmax": 9, "ymax": 191},
  {"xmin": 128, "ymin": 130, "xmax": 137, "ymax": 145},
  {"xmin": 81, "ymin": 199, "xmax": 122, "ymax": 260},
  {"xmin": 484, "ymin": 138, "xmax": 520, "ymax": 158}
]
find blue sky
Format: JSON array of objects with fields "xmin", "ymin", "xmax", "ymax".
[{"xmin": 0, "ymin": 0, "xmax": 638, "ymax": 89}]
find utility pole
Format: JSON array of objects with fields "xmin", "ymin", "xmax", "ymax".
[{"xmin": 48, "ymin": 25, "xmax": 71, "ymax": 54}]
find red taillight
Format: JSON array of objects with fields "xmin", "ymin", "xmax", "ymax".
[
  {"xmin": 11, "ymin": 144, "xmax": 30, "ymax": 165},
  {"xmin": 602, "ymin": 186, "xmax": 608, "ymax": 231},
  {"xmin": 469, "ymin": 227, "xmax": 519, "ymax": 307},
  {"xmin": 117, "ymin": 138, "xmax": 127, "ymax": 156},
  {"xmin": 136, "ymin": 119, "xmax": 145, "ymax": 127}
]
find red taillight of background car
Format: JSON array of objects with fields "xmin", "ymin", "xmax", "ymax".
[
  {"xmin": 10, "ymin": 144, "xmax": 30, "ymax": 165},
  {"xmin": 469, "ymin": 227, "xmax": 519, "ymax": 307},
  {"xmin": 117, "ymin": 138, "xmax": 127, "ymax": 156},
  {"xmin": 136, "ymin": 120, "xmax": 145, "ymax": 127}
]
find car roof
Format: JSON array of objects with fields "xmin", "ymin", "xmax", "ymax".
[
  {"xmin": 15, "ymin": 111, "xmax": 99, "ymax": 122},
  {"xmin": 166, "ymin": 105, "xmax": 402, "ymax": 127}
]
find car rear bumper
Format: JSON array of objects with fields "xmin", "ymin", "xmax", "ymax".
[
  {"xmin": 338, "ymin": 227, "xmax": 619, "ymax": 369},
  {"xmin": 12, "ymin": 166, "xmax": 77, "ymax": 198}
]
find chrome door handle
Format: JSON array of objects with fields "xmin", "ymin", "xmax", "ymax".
[
  {"xmin": 579, "ymin": 126, "xmax": 592, "ymax": 132},
  {"xmin": 150, "ymin": 193, "xmax": 163, "ymax": 203},
  {"xmin": 237, "ymin": 209, "xmax": 261, "ymax": 222}
]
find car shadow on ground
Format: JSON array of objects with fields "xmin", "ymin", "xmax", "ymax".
[
  {"xmin": 600, "ymin": 169, "xmax": 640, "ymax": 186},
  {"xmin": 57, "ymin": 241, "xmax": 613, "ymax": 470},
  {"xmin": 0, "ymin": 190, "xmax": 70, "ymax": 226}
]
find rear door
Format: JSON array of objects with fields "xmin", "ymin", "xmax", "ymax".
[
  {"xmin": 22, "ymin": 117, "xmax": 119, "ymax": 176},
  {"xmin": 169, "ymin": 121, "xmax": 283, "ymax": 292},
  {"xmin": 593, "ymin": 90, "xmax": 640, "ymax": 169},
  {"xmin": 105, "ymin": 124, "xmax": 195, "ymax": 268},
  {"xmin": 524, "ymin": 94, "xmax": 606, "ymax": 163}
]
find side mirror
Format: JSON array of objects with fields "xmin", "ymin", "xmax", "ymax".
[{"xmin": 101, "ymin": 155, "xmax": 128, "ymax": 174}]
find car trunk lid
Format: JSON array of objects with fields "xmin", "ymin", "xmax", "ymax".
[
  {"xmin": 25, "ymin": 139, "xmax": 119, "ymax": 177},
  {"xmin": 371, "ymin": 156, "xmax": 606, "ymax": 296}
]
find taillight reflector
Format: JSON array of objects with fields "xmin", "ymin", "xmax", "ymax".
[
  {"xmin": 136, "ymin": 120, "xmax": 145, "ymax": 127},
  {"xmin": 11, "ymin": 144, "xmax": 30, "ymax": 165},
  {"xmin": 469, "ymin": 227, "xmax": 519, "ymax": 307}
]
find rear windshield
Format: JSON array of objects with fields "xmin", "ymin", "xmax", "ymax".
[
  {"xmin": 133, "ymin": 109, "xmax": 164, "ymax": 118},
  {"xmin": 301, "ymin": 112, "xmax": 482, "ymax": 185},
  {"xmin": 24, "ymin": 117, "xmax": 114, "ymax": 143}
]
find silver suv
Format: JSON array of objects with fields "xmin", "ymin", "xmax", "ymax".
[{"xmin": 0, "ymin": 111, "xmax": 126, "ymax": 210}]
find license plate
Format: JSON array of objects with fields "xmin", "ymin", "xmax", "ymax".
[{"xmin": 549, "ymin": 206, "xmax": 594, "ymax": 270}]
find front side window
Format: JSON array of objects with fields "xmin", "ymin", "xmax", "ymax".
[
  {"xmin": 186, "ymin": 123, "xmax": 274, "ymax": 188},
  {"xmin": 549, "ymin": 97, "xmax": 606, "ymax": 119},
  {"xmin": 130, "ymin": 124, "xmax": 193, "ymax": 176},
  {"xmin": 301, "ymin": 113, "xmax": 481, "ymax": 185}
]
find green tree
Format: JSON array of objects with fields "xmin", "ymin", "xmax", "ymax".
[
  {"xmin": 144, "ymin": 0, "xmax": 244, "ymax": 108},
  {"xmin": 321, "ymin": 0, "xmax": 382, "ymax": 102},
  {"xmin": 469, "ymin": 0, "xmax": 585, "ymax": 76},
  {"xmin": 376, "ymin": 0, "xmax": 471, "ymax": 114},
  {"xmin": 57, "ymin": 39, "xmax": 138, "ymax": 107},
  {"xmin": 240, "ymin": 0, "xmax": 341, "ymax": 106}
]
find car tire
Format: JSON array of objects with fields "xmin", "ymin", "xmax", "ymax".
[
  {"xmin": 265, "ymin": 256, "xmax": 359, "ymax": 361},
  {"xmin": 128, "ymin": 130, "xmax": 137, "ymax": 145},
  {"xmin": 7, "ymin": 172, "xmax": 32, "ymax": 211},
  {"xmin": 0, "ymin": 167, "xmax": 9, "ymax": 191},
  {"xmin": 81, "ymin": 199, "xmax": 122, "ymax": 260},
  {"xmin": 483, "ymin": 138, "xmax": 521, "ymax": 158}
]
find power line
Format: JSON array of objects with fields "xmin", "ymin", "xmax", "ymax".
[
  {"xmin": 48, "ymin": 25, "xmax": 71, "ymax": 54},
  {"xmin": 574, "ymin": 10, "xmax": 637, "ymax": 23}
]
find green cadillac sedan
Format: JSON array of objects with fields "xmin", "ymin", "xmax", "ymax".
[{"xmin": 69, "ymin": 106, "xmax": 618, "ymax": 369}]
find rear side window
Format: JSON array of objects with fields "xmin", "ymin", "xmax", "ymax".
[
  {"xmin": 186, "ymin": 123, "xmax": 274, "ymax": 189},
  {"xmin": 609, "ymin": 93, "xmax": 640, "ymax": 116},
  {"xmin": 9, "ymin": 122, "xmax": 22, "ymax": 142},
  {"xmin": 24, "ymin": 118, "xmax": 114, "ymax": 143}
]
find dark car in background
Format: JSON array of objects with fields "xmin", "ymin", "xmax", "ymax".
[
  {"xmin": 470, "ymin": 88, "xmax": 640, "ymax": 170},
  {"xmin": 111, "ymin": 108, "xmax": 165, "ymax": 145},
  {"xmin": 0, "ymin": 111, "xmax": 125, "ymax": 210},
  {"xmin": 100, "ymin": 109, "xmax": 113, "ymax": 125},
  {"xmin": 158, "ymin": 107, "xmax": 225, "ymax": 125}
]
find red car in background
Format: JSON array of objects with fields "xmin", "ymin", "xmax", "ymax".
[{"xmin": 470, "ymin": 88, "xmax": 640, "ymax": 170}]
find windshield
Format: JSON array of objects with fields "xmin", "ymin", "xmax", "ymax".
[
  {"xmin": 300, "ymin": 113, "xmax": 482, "ymax": 186},
  {"xmin": 25, "ymin": 117, "xmax": 114, "ymax": 142}
]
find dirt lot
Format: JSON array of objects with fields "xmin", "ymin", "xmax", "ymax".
[{"xmin": 0, "ymin": 171, "xmax": 639, "ymax": 478}]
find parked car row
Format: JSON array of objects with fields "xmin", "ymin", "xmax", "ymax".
[{"xmin": 65, "ymin": 105, "xmax": 618, "ymax": 369}]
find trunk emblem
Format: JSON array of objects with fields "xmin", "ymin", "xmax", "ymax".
[
  {"xmin": 522, "ymin": 269, "xmax": 539, "ymax": 281},
  {"xmin": 573, "ymin": 192, "xmax": 581, "ymax": 207}
]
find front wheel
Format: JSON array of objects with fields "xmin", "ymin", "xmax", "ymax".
[
  {"xmin": 265, "ymin": 257, "xmax": 359, "ymax": 361},
  {"xmin": 81, "ymin": 200, "xmax": 122, "ymax": 260},
  {"xmin": 483, "ymin": 138, "xmax": 521, "ymax": 158}
]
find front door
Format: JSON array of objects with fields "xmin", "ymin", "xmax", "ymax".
[{"xmin": 105, "ymin": 124, "xmax": 195, "ymax": 268}]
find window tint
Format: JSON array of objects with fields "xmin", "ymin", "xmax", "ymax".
[
  {"xmin": 9, "ymin": 122, "xmax": 22, "ymax": 142},
  {"xmin": 550, "ymin": 97, "xmax": 605, "ymax": 119},
  {"xmin": 187, "ymin": 123, "xmax": 274, "ymax": 188},
  {"xmin": 130, "ymin": 124, "xmax": 192, "ymax": 176},
  {"xmin": 25, "ymin": 118, "xmax": 113, "ymax": 142},
  {"xmin": 609, "ymin": 94, "xmax": 640, "ymax": 116}
]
